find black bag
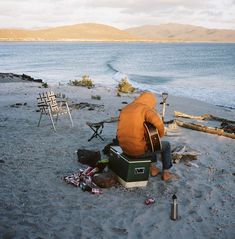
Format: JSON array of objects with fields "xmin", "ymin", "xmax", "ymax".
[
  {"xmin": 102, "ymin": 138, "xmax": 119, "ymax": 156},
  {"xmin": 77, "ymin": 149, "xmax": 101, "ymax": 167}
]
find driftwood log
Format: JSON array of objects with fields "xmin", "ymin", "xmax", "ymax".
[
  {"xmin": 175, "ymin": 120, "xmax": 235, "ymax": 139},
  {"xmin": 174, "ymin": 111, "xmax": 235, "ymax": 124},
  {"xmin": 171, "ymin": 144, "xmax": 200, "ymax": 164},
  {"xmin": 103, "ymin": 116, "xmax": 119, "ymax": 123}
]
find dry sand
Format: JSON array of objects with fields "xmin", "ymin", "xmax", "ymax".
[{"xmin": 0, "ymin": 74, "xmax": 234, "ymax": 239}]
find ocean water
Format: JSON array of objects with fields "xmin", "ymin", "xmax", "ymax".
[{"xmin": 0, "ymin": 42, "xmax": 235, "ymax": 109}]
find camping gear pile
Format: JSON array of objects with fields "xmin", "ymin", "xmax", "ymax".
[{"xmin": 63, "ymin": 149, "xmax": 117, "ymax": 193}]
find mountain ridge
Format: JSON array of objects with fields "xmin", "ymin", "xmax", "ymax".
[
  {"xmin": 0, "ymin": 23, "xmax": 235, "ymax": 42},
  {"xmin": 125, "ymin": 23, "xmax": 235, "ymax": 42}
]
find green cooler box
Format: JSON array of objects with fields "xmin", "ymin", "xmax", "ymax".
[{"xmin": 109, "ymin": 146, "xmax": 151, "ymax": 188}]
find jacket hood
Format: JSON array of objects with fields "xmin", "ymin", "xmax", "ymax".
[{"xmin": 133, "ymin": 92, "xmax": 157, "ymax": 108}]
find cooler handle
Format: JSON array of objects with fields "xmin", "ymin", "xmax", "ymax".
[{"xmin": 134, "ymin": 167, "xmax": 145, "ymax": 174}]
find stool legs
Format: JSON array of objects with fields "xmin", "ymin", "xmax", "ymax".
[{"xmin": 87, "ymin": 124, "xmax": 104, "ymax": 141}]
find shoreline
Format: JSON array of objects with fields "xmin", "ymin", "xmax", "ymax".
[
  {"xmin": 1, "ymin": 71, "xmax": 234, "ymax": 112},
  {"xmin": 1, "ymin": 40, "xmax": 235, "ymax": 44}
]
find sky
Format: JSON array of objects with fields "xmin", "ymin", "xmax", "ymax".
[{"xmin": 0, "ymin": 0, "xmax": 235, "ymax": 30}]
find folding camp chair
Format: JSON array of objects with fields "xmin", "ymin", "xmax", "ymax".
[
  {"xmin": 37, "ymin": 91, "xmax": 74, "ymax": 131},
  {"xmin": 86, "ymin": 121, "xmax": 104, "ymax": 141},
  {"xmin": 86, "ymin": 117, "xmax": 119, "ymax": 142}
]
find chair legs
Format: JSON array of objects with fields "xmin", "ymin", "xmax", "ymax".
[
  {"xmin": 37, "ymin": 112, "xmax": 43, "ymax": 127},
  {"xmin": 66, "ymin": 102, "xmax": 74, "ymax": 127},
  {"xmin": 38, "ymin": 111, "xmax": 56, "ymax": 131},
  {"xmin": 87, "ymin": 123, "xmax": 104, "ymax": 141},
  {"xmin": 37, "ymin": 103, "xmax": 73, "ymax": 131},
  {"xmin": 48, "ymin": 110, "xmax": 57, "ymax": 132}
]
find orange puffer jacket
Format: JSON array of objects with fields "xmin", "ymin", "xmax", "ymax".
[{"xmin": 117, "ymin": 92, "xmax": 164, "ymax": 157}]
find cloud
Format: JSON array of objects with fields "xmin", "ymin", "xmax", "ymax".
[
  {"xmin": 0, "ymin": 0, "xmax": 234, "ymax": 29},
  {"xmin": 84, "ymin": 0, "xmax": 235, "ymax": 29},
  {"xmin": 85, "ymin": 0, "xmax": 207, "ymax": 12}
]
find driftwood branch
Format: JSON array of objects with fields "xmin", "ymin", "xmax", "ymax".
[
  {"xmin": 174, "ymin": 111, "xmax": 205, "ymax": 120},
  {"xmin": 174, "ymin": 111, "xmax": 235, "ymax": 124},
  {"xmin": 175, "ymin": 120, "xmax": 235, "ymax": 139},
  {"xmin": 103, "ymin": 116, "xmax": 119, "ymax": 123},
  {"xmin": 171, "ymin": 144, "xmax": 200, "ymax": 163}
]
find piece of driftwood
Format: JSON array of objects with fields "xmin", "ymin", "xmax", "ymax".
[
  {"xmin": 103, "ymin": 116, "xmax": 119, "ymax": 123},
  {"xmin": 174, "ymin": 111, "xmax": 235, "ymax": 124},
  {"xmin": 221, "ymin": 121, "xmax": 235, "ymax": 134},
  {"xmin": 171, "ymin": 144, "xmax": 200, "ymax": 164},
  {"xmin": 175, "ymin": 120, "xmax": 235, "ymax": 139},
  {"xmin": 72, "ymin": 102, "xmax": 104, "ymax": 111}
]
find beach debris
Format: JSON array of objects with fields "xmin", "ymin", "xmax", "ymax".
[
  {"xmin": 175, "ymin": 120, "xmax": 235, "ymax": 139},
  {"xmin": 63, "ymin": 167, "xmax": 103, "ymax": 194},
  {"xmin": 117, "ymin": 77, "xmax": 135, "ymax": 93},
  {"xmin": 91, "ymin": 187, "xmax": 103, "ymax": 194},
  {"xmin": 171, "ymin": 144, "xmax": 200, "ymax": 163},
  {"xmin": 189, "ymin": 162, "xmax": 199, "ymax": 168},
  {"xmin": 164, "ymin": 122, "xmax": 181, "ymax": 137},
  {"xmin": 166, "ymin": 121, "xmax": 178, "ymax": 130},
  {"xmin": 122, "ymin": 101, "xmax": 128, "ymax": 104},
  {"xmin": 111, "ymin": 227, "xmax": 128, "ymax": 236},
  {"xmin": 220, "ymin": 121, "xmax": 235, "ymax": 134},
  {"xmin": 10, "ymin": 102, "xmax": 27, "ymax": 108},
  {"xmin": 174, "ymin": 111, "xmax": 235, "ymax": 137},
  {"xmin": 91, "ymin": 95, "xmax": 101, "ymax": 100},
  {"xmin": 184, "ymin": 161, "xmax": 199, "ymax": 168},
  {"xmin": 64, "ymin": 171, "xmax": 81, "ymax": 187},
  {"xmin": 174, "ymin": 111, "xmax": 235, "ymax": 124},
  {"xmin": 144, "ymin": 197, "xmax": 155, "ymax": 205},
  {"xmin": 72, "ymin": 102, "xmax": 104, "ymax": 111}
]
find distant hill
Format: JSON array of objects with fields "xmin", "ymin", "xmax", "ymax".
[
  {"xmin": 0, "ymin": 23, "xmax": 139, "ymax": 41},
  {"xmin": 125, "ymin": 23, "xmax": 235, "ymax": 42},
  {"xmin": 0, "ymin": 23, "xmax": 235, "ymax": 42}
]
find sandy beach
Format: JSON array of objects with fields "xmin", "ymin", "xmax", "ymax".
[{"xmin": 0, "ymin": 74, "xmax": 234, "ymax": 239}]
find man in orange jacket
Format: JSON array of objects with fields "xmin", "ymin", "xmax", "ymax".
[{"xmin": 117, "ymin": 92, "xmax": 177, "ymax": 181}]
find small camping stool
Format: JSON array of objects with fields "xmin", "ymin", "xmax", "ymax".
[{"xmin": 86, "ymin": 121, "xmax": 104, "ymax": 141}]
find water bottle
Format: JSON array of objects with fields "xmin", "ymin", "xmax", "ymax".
[{"xmin": 171, "ymin": 194, "xmax": 178, "ymax": 220}]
